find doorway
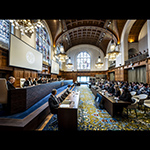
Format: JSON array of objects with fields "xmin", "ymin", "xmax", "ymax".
[{"xmin": 77, "ymin": 76, "xmax": 90, "ymax": 84}]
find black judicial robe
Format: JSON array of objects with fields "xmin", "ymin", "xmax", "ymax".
[{"xmin": 7, "ymin": 81, "xmax": 15, "ymax": 90}]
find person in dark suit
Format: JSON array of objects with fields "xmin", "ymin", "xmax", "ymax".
[
  {"xmin": 28, "ymin": 77, "xmax": 33, "ymax": 86},
  {"xmin": 7, "ymin": 76, "xmax": 15, "ymax": 90},
  {"xmin": 33, "ymin": 78, "xmax": 38, "ymax": 85},
  {"xmin": 66, "ymin": 84, "xmax": 71, "ymax": 94},
  {"xmin": 23, "ymin": 78, "xmax": 29, "ymax": 87},
  {"xmin": 108, "ymin": 83, "xmax": 115, "ymax": 95},
  {"xmin": 119, "ymin": 87, "xmax": 132, "ymax": 103},
  {"xmin": 37, "ymin": 77, "xmax": 43, "ymax": 84},
  {"xmin": 114, "ymin": 85, "xmax": 121, "ymax": 97},
  {"xmin": 48, "ymin": 89, "xmax": 61, "ymax": 114}
]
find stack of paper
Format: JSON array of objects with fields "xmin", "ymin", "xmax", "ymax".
[
  {"xmin": 59, "ymin": 104, "xmax": 70, "ymax": 108},
  {"xmin": 62, "ymin": 99, "xmax": 71, "ymax": 104}
]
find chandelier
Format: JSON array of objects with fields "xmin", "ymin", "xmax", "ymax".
[
  {"xmin": 95, "ymin": 56, "xmax": 104, "ymax": 68},
  {"xmin": 107, "ymin": 40, "xmax": 120, "ymax": 61},
  {"xmin": 66, "ymin": 57, "xmax": 73, "ymax": 69},
  {"xmin": 9, "ymin": 19, "xmax": 44, "ymax": 36},
  {"xmin": 55, "ymin": 44, "xmax": 68, "ymax": 62}
]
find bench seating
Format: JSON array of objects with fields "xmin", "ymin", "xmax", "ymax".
[{"xmin": 0, "ymin": 84, "xmax": 75, "ymax": 130}]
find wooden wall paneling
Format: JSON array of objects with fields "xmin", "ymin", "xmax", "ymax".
[
  {"xmin": 51, "ymin": 74, "xmax": 57, "ymax": 78},
  {"xmin": 31, "ymin": 71, "xmax": 38, "ymax": 78},
  {"xmin": 61, "ymin": 71, "xmax": 107, "ymax": 82},
  {"xmin": 115, "ymin": 67, "xmax": 126, "ymax": 81},
  {"xmin": 146, "ymin": 63, "xmax": 150, "ymax": 84},
  {"xmin": 13, "ymin": 68, "xmax": 24, "ymax": 87},
  {"xmin": 13, "ymin": 68, "xmax": 38, "ymax": 87},
  {"xmin": 124, "ymin": 69, "xmax": 128, "ymax": 81},
  {"xmin": 24, "ymin": 70, "xmax": 31, "ymax": 78},
  {"xmin": 0, "ymin": 49, "xmax": 13, "ymax": 71},
  {"xmin": 73, "ymin": 72, "xmax": 77, "ymax": 82},
  {"xmin": 0, "ymin": 49, "xmax": 8, "ymax": 67}
]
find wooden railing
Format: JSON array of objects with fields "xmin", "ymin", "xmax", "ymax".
[{"xmin": 125, "ymin": 52, "xmax": 148, "ymax": 66}]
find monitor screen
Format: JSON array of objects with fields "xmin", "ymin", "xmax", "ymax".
[
  {"xmin": 51, "ymin": 60, "xmax": 59, "ymax": 74},
  {"xmin": 9, "ymin": 34, "xmax": 43, "ymax": 71}
]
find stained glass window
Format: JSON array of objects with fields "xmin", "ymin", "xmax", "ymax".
[
  {"xmin": 77, "ymin": 52, "xmax": 90, "ymax": 70},
  {"xmin": 0, "ymin": 20, "xmax": 10, "ymax": 49},
  {"xmin": 36, "ymin": 25, "xmax": 51, "ymax": 65}
]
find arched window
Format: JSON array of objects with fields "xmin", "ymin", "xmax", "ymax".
[
  {"xmin": 36, "ymin": 25, "xmax": 51, "ymax": 65},
  {"xmin": 77, "ymin": 52, "xmax": 90, "ymax": 70}
]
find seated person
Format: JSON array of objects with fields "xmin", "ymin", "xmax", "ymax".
[
  {"xmin": 61, "ymin": 93, "xmax": 67, "ymax": 100},
  {"xmin": 37, "ymin": 77, "xmax": 43, "ymax": 84},
  {"xmin": 128, "ymin": 83, "xmax": 133, "ymax": 92},
  {"xmin": 133, "ymin": 84, "xmax": 138, "ymax": 91},
  {"xmin": 28, "ymin": 77, "xmax": 33, "ymax": 86},
  {"xmin": 145, "ymin": 84, "xmax": 150, "ymax": 96},
  {"xmin": 48, "ymin": 89, "xmax": 61, "ymax": 114},
  {"xmin": 101, "ymin": 83, "xmax": 105, "ymax": 90},
  {"xmin": 7, "ymin": 76, "xmax": 15, "ymax": 90},
  {"xmin": 119, "ymin": 87, "xmax": 132, "ymax": 103},
  {"xmin": 104, "ymin": 84, "xmax": 109, "ymax": 91},
  {"xmin": 33, "ymin": 78, "xmax": 38, "ymax": 85},
  {"xmin": 137, "ymin": 84, "xmax": 147, "ymax": 95},
  {"xmin": 23, "ymin": 78, "xmax": 29, "ymax": 87},
  {"xmin": 108, "ymin": 83, "xmax": 115, "ymax": 95},
  {"xmin": 66, "ymin": 84, "xmax": 71, "ymax": 94},
  {"xmin": 42, "ymin": 78, "xmax": 47, "ymax": 84},
  {"xmin": 114, "ymin": 85, "xmax": 121, "ymax": 97},
  {"xmin": 71, "ymin": 83, "xmax": 74, "ymax": 87}
]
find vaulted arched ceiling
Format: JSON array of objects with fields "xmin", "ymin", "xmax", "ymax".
[{"xmin": 46, "ymin": 19, "xmax": 147, "ymax": 56}]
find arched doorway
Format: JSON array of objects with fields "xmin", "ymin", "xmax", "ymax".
[{"xmin": 128, "ymin": 48, "xmax": 138, "ymax": 58}]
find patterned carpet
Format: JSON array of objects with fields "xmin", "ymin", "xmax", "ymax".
[{"xmin": 42, "ymin": 84, "xmax": 150, "ymax": 131}]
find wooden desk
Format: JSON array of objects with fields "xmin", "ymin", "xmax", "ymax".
[
  {"xmin": 98, "ymin": 91, "xmax": 131, "ymax": 117},
  {"xmin": 8, "ymin": 80, "xmax": 73, "ymax": 114},
  {"xmin": 58, "ymin": 91, "xmax": 80, "ymax": 131},
  {"xmin": 91, "ymin": 86, "xmax": 131, "ymax": 117}
]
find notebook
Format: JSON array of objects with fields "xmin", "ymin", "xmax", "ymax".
[
  {"xmin": 62, "ymin": 99, "xmax": 72, "ymax": 104},
  {"xmin": 59, "ymin": 104, "xmax": 70, "ymax": 108}
]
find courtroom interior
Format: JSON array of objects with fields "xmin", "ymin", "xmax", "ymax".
[{"xmin": 0, "ymin": 19, "xmax": 150, "ymax": 131}]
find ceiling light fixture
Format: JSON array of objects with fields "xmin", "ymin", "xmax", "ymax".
[
  {"xmin": 66, "ymin": 57, "xmax": 73, "ymax": 69},
  {"xmin": 9, "ymin": 19, "xmax": 44, "ymax": 36},
  {"xmin": 55, "ymin": 43, "xmax": 68, "ymax": 62},
  {"xmin": 95, "ymin": 56, "xmax": 104, "ymax": 68},
  {"xmin": 107, "ymin": 41, "xmax": 120, "ymax": 61},
  {"xmin": 107, "ymin": 21, "xmax": 120, "ymax": 61}
]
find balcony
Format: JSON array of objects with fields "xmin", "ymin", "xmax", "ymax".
[
  {"xmin": 108, "ymin": 61, "xmax": 116, "ymax": 70},
  {"xmin": 125, "ymin": 52, "xmax": 148, "ymax": 66}
]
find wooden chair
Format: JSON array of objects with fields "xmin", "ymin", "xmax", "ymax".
[
  {"xmin": 133, "ymin": 94, "xmax": 148, "ymax": 109},
  {"xmin": 144, "ymin": 99, "xmax": 150, "ymax": 114},
  {"xmin": 126, "ymin": 97, "xmax": 138, "ymax": 118}
]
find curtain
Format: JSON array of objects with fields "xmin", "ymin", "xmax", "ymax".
[
  {"xmin": 128, "ymin": 67, "xmax": 134, "ymax": 82},
  {"xmin": 128, "ymin": 66, "xmax": 146, "ymax": 83}
]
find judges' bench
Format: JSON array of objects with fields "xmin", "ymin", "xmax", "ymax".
[{"xmin": 8, "ymin": 80, "xmax": 73, "ymax": 114}]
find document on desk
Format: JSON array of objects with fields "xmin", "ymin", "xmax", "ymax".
[
  {"xmin": 62, "ymin": 99, "xmax": 71, "ymax": 104},
  {"xmin": 59, "ymin": 104, "xmax": 70, "ymax": 108}
]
